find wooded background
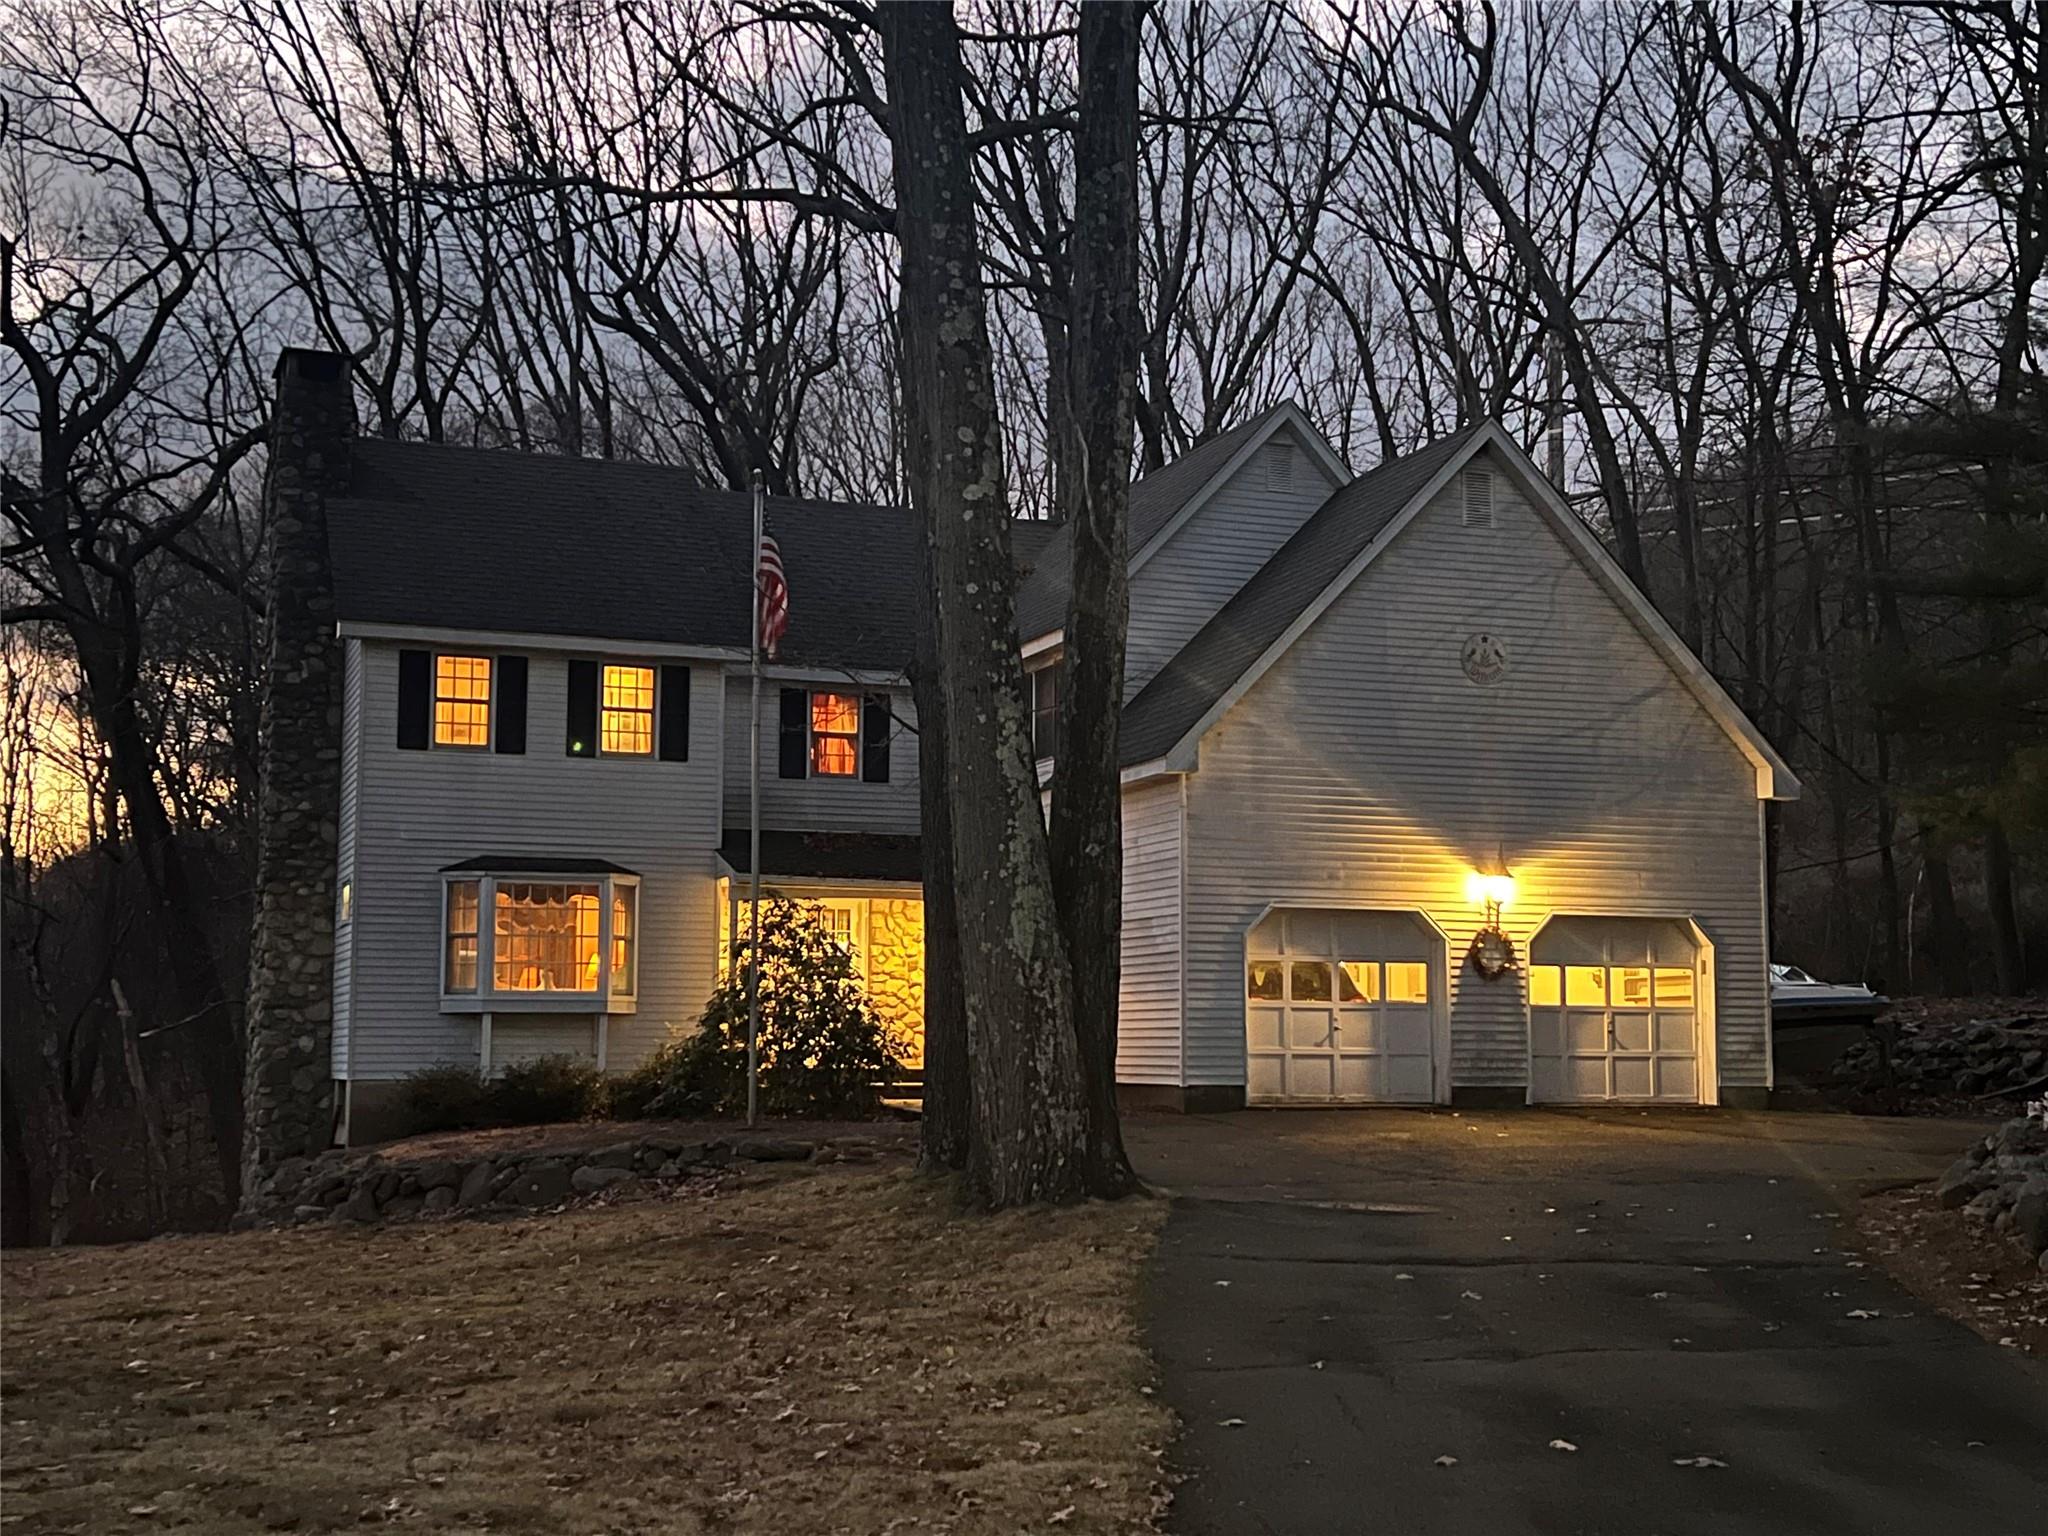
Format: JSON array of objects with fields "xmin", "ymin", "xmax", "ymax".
[{"xmin": 4, "ymin": 0, "xmax": 2043, "ymax": 1238}]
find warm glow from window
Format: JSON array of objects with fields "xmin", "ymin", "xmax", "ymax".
[
  {"xmin": 812, "ymin": 692, "xmax": 860, "ymax": 776},
  {"xmin": 611, "ymin": 886, "xmax": 637, "ymax": 995},
  {"xmin": 1614, "ymin": 967, "xmax": 1654, "ymax": 1008},
  {"xmin": 435, "ymin": 655, "xmax": 491, "ymax": 746},
  {"xmin": 1655, "ymin": 967, "xmax": 1695, "ymax": 1008},
  {"xmin": 600, "ymin": 664, "xmax": 656, "ymax": 755},
  {"xmin": 1384, "ymin": 962, "xmax": 1429, "ymax": 1004},
  {"xmin": 1339, "ymin": 961, "xmax": 1380, "ymax": 1003},
  {"xmin": 1536, "ymin": 965, "xmax": 1696, "ymax": 1013},
  {"xmin": 1247, "ymin": 960, "xmax": 1283, "ymax": 1000},
  {"xmin": 446, "ymin": 880, "xmax": 480, "ymax": 992},
  {"xmin": 1464, "ymin": 871, "xmax": 1516, "ymax": 909},
  {"xmin": 1565, "ymin": 966, "xmax": 1608, "ymax": 1008},
  {"xmin": 493, "ymin": 882, "xmax": 601, "ymax": 992}
]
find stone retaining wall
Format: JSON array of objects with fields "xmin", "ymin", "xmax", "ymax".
[
  {"xmin": 1934, "ymin": 1111, "xmax": 2048, "ymax": 1271},
  {"xmin": 246, "ymin": 1131, "xmax": 893, "ymax": 1227}
]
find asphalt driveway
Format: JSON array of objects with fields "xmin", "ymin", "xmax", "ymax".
[{"xmin": 1125, "ymin": 1109, "xmax": 2048, "ymax": 1535}]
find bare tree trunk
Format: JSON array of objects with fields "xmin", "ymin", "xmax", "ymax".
[
  {"xmin": 878, "ymin": 2, "xmax": 1087, "ymax": 1209},
  {"xmin": 911, "ymin": 582, "xmax": 971, "ymax": 1171},
  {"xmin": 1920, "ymin": 839, "xmax": 1970, "ymax": 998},
  {"xmin": 1049, "ymin": 0, "xmax": 1143, "ymax": 1200},
  {"xmin": 1983, "ymin": 825, "xmax": 2027, "ymax": 994}
]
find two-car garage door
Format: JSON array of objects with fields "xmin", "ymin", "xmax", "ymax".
[{"xmin": 1244, "ymin": 909, "xmax": 1707, "ymax": 1105}]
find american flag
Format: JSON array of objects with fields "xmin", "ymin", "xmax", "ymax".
[{"xmin": 756, "ymin": 530, "xmax": 789, "ymax": 660}]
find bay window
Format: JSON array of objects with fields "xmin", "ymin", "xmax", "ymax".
[{"xmin": 439, "ymin": 868, "xmax": 639, "ymax": 1009}]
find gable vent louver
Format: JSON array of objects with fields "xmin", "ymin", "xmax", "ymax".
[
  {"xmin": 1462, "ymin": 468, "xmax": 1495, "ymax": 529},
  {"xmin": 1267, "ymin": 441, "xmax": 1296, "ymax": 491}
]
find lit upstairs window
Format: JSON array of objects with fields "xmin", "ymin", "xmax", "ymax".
[
  {"xmin": 601, "ymin": 665, "xmax": 655, "ymax": 755},
  {"xmin": 435, "ymin": 655, "xmax": 491, "ymax": 746},
  {"xmin": 811, "ymin": 691, "xmax": 860, "ymax": 776}
]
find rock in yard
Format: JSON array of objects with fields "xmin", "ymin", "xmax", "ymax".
[
  {"xmin": 455, "ymin": 1161, "xmax": 497, "ymax": 1208},
  {"xmin": 506, "ymin": 1161, "xmax": 574, "ymax": 1207},
  {"xmin": 2011, "ymin": 1179, "xmax": 2048, "ymax": 1259},
  {"xmin": 413, "ymin": 1159, "xmax": 465, "ymax": 1191},
  {"xmin": 571, "ymin": 1165, "xmax": 635, "ymax": 1193},
  {"xmin": 1936, "ymin": 1158, "xmax": 1997, "ymax": 1209},
  {"xmin": 422, "ymin": 1186, "xmax": 458, "ymax": 1214},
  {"xmin": 585, "ymin": 1143, "xmax": 640, "ymax": 1171},
  {"xmin": 734, "ymin": 1138, "xmax": 812, "ymax": 1163},
  {"xmin": 334, "ymin": 1183, "xmax": 381, "ymax": 1223}
]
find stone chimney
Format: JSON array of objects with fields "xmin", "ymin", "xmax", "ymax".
[{"xmin": 241, "ymin": 348, "xmax": 354, "ymax": 1208}]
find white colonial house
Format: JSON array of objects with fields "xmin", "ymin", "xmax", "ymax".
[{"xmin": 301, "ymin": 361, "xmax": 1795, "ymax": 1138}]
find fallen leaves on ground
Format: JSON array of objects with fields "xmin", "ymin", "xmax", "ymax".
[
  {"xmin": 2, "ymin": 1166, "xmax": 1168, "ymax": 1534},
  {"xmin": 1855, "ymin": 1185, "xmax": 2048, "ymax": 1358}
]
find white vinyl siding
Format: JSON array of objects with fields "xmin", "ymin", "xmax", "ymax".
[
  {"xmin": 1178, "ymin": 446, "xmax": 1770, "ymax": 1093},
  {"xmin": 331, "ymin": 637, "xmax": 364, "ymax": 1074},
  {"xmin": 341, "ymin": 641, "xmax": 725, "ymax": 1080},
  {"xmin": 1125, "ymin": 428, "xmax": 1341, "ymax": 696},
  {"xmin": 1116, "ymin": 777, "xmax": 1186, "ymax": 1085},
  {"xmin": 722, "ymin": 676, "xmax": 920, "ymax": 834}
]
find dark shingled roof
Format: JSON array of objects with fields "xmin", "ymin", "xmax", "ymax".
[
  {"xmin": 1011, "ymin": 404, "xmax": 1294, "ymax": 641},
  {"xmin": 718, "ymin": 829, "xmax": 923, "ymax": 884},
  {"xmin": 331, "ymin": 439, "xmax": 922, "ymax": 671},
  {"xmin": 1119, "ymin": 424, "xmax": 1487, "ymax": 766}
]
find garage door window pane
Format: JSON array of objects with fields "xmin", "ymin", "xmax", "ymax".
[
  {"xmin": 1338, "ymin": 961, "xmax": 1379, "ymax": 1003},
  {"xmin": 1613, "ymin": 967, "xmax": 1653, "ymax": 1008},
  {"xmin": 1385, "ymin": 962, "xmax": 1429, "ymax": 1004},
  {"xmin": 1290, "ymin": 961, "xmax": 1333, "ymax": 1002},
  {"xmin": 1529, "ymin": 965, "xmax": 1561, "ymax": 1008},
  {"xmin": 1655, "ymin": 968, "xmax": 1694, "ymax": 1007},
  {"xmin": 1565, "ymin": 966, "xmax": 1606, "ymax": 1007},
  {"xmin": 1247, "ymin": 961, "xmax": 1283, "ymax": 1001}
]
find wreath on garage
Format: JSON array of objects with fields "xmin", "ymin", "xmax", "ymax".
[{"xmin": 1468, "ymin": 921, "xmax": 1517, "ymax": 979}]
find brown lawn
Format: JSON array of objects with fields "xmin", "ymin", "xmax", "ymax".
[{"xmin": 2, "ymin": 1167, "xmax": 1169, "ymax": 1535}]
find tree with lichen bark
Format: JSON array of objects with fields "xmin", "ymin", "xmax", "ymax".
[
  {"xmin": 878, "ymin": 1, "xmax": 1088, "ymax": 1208},
  {"xmin": 1049, "ymin": 0, "xmax": 1143, "ymax": 1199}
]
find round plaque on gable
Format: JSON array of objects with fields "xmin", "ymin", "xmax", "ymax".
[{"xmin": 1461, "ymin": 632, "xmax": 1508, "ymax": 686}]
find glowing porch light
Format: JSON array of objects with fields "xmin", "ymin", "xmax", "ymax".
[{"xmin": 1465, "ymin": 872, "xmax": 1516, "ymax": 910}]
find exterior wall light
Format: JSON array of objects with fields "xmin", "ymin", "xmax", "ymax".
[
  {"xmin": 1464, "ymin": 872, "xmax": 1516, "ymax": 910},
  {"xmin": 1466, "ymin": 869, "xmax": 1518, "ymax": 980}
]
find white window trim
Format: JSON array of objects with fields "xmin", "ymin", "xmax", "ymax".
[
  {"xmin": 439, "ymin": 871, "xmax": 641, "ymax": 1014},
  {"xmin": 431, "ymin": 651, "xmax": 495, "ymax": 751}
]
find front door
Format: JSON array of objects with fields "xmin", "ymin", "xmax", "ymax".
[{"xmin": 1245, "ymin": 908, "xmax": 1440, "ymax": 1104}]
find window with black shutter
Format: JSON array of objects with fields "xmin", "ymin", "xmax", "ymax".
[
  {"xmin": 861, "ymin": 695, "xmax": 891, "ymax": 783},
  {"xmin": 565, "ymin": 660, "xmax": 599, "ymax": 757}
]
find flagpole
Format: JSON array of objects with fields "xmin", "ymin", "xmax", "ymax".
[{"xmin": 746, "ymin": 472, "xmax": 764, "ymax": 1130}]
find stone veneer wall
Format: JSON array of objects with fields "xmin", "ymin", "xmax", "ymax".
[
  {"xmin": 866, "ymin": 898, "xmax": 926, "ymax": 1067},
  {"xmin": 715, "ymin": 888, "xmax": 927, "ymax": 1067},
  {"xmin": 241, "ymin": 349, "xmax": 353, "ymax": 1207}
]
